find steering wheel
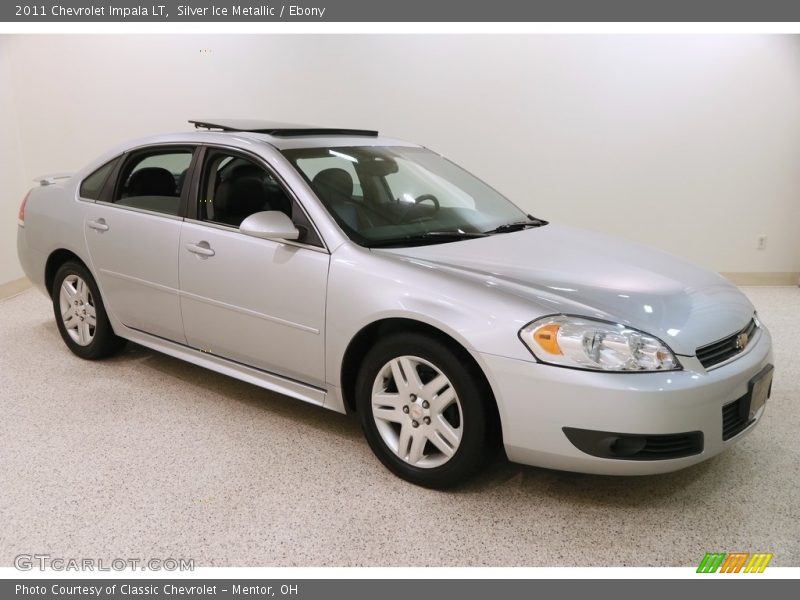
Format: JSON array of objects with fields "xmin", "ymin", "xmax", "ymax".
[
  {"xmin": 414, "ymin": 194, "xmax": 440, "ymax": 211},
  {"xmin": 328, "ymin": 196, "xmax": 395, "ymax": 229}
]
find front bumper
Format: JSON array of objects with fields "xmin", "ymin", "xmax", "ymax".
[{"xmin": 480, "ymin": 325, "xmax": 773, "ymax": 475}]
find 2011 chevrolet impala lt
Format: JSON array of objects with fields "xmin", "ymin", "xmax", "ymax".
[{"xmin": 16, "ymin": 119, "xmax": 774, "ymax": 487}]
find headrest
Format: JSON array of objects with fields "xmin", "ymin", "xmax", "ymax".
[
  {"xmin": 312, "ymin": 168, "xmax": 354, "ymax": 202},
  {"xmin": 215, "ymin": 177, "xmax": 267, "ymax": 216},
  {"xmin": 127, "ymin": 167, "xmax": 176, "ymax": 197}
]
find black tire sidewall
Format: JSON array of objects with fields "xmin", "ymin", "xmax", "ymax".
[
  {"xmin": 356, "ymin": 332, "xmax": 490, "ymax": 488},
  {"xmin": 52, "ymin": 261, "xmax": 123, "ymax": 360}
]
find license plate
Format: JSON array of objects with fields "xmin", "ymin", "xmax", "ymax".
[{"xmin": 748, "ymin": 364, "xmax": 774, "ymax": 420}]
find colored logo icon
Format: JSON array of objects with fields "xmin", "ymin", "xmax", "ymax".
[{"xmin": 697, "ymin": 552, "xmax": 773, "ymax": 573}]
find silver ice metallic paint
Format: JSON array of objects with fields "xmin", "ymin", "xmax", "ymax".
[{"xmin": 17, "ymin": 124, "xmax": 773, "ymax": 476}]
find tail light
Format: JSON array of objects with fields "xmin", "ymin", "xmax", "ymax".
[{"xmin": 18, "ymin": 190, "xmax": 30, "ymax": 226}]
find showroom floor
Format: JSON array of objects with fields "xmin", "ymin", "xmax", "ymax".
[{"xmin": 0, "ymin": 286, "xmax": 798, "ymax": 567}]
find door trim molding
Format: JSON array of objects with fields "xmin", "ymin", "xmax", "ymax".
[
  {"xmin": 179, "ymin": 288, "xmax": 320, "ymax": 334},
  {"xmin": 99, "ymin": 268, "xmax": 178, "ymax": 294}
]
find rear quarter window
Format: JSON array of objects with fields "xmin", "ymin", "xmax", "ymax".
[{"xmin": 79, "ymin": 158, "xmax": 119, "ymax": 200}]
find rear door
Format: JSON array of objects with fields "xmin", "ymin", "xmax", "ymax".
[{"xmin": 83, "ymin": 145, "xmax": 196, "ymax": 343}]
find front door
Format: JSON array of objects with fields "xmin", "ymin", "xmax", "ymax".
[{"xmin": 178, "ymin": 148, "xmax": 329, "ymax": 387}]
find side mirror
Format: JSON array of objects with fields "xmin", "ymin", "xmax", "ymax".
[{"xmin": 239, "ymin": 210, "xmax": 299, "ymax": 241}]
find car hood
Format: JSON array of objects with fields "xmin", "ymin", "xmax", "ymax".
[{"xmin": 375, "ymin": 224, "xmax": 754, "ymax": 356}]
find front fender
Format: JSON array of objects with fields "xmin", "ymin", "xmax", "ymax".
[{"xmin": 325, "ymin": 244, "xmax": 541, "ymax": 396}]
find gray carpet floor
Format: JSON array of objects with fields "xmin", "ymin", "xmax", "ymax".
[{"xmin": 0, "ymin": 286, "xmax": 798, "ymax": 567}]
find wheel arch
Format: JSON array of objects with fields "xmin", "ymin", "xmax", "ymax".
[
  {"xmin": 45, "ymin": 249, "xmax": 88, "ymax": 296},
  {"xmin": 339, "ymin": 317, "xmax": 502, "ymax": 438}
]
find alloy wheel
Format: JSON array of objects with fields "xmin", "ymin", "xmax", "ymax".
[
  {"xmin": 58, "ymin": 274, "xmax": 96, "ymax": 346},
  {"xmin": 371, "ymin": 355, "xmax": 463, "ymax": 468}
]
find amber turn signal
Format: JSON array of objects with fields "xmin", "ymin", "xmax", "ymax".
[{"xmin": 533, "ymin": 323, "xmax": 563, "ymax": 355}]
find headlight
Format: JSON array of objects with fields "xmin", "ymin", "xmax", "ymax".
[{"xmin": 519, "ymin": 315, "xmax": 680, "ymax": 372}]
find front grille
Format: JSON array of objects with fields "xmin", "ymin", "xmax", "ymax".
[
  {"xmin": 722, "ymin": 393, "xmax": 751, "ymax": 440},
  {"xmin": 696, "ymin": 318, "xmax": 757, "ymax": 369}
]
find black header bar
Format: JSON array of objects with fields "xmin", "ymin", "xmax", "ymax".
[{"xmin": 6, "ymin": 1, "xmax": 800, "ymax": 23}]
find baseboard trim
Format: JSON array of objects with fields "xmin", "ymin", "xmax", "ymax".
[
  {"xmin": 720, "ymin": 272, "xmax": 800, "ymax": 286},
  {"xmin": 0, "ymin": 277, "xmax": 31, "ymax": 299}
]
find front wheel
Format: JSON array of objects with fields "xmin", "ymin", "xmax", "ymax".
[
  {"xmin": 356, "ymin": 332, "xmax": 494, "ymax": 488},
  {"xmin": 52, "ymin": 261, "xmax": 126, "ymax": 360}
]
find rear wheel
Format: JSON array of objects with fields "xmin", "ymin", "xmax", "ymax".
[
  {"xmin": 52, "ymin": 261, "xmax": 125, "ymax": 359},
  {"xmin": 356, "ymin": 332, "xmax": 493, "ymax": 488}
]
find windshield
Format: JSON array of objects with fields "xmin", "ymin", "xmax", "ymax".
[{"xmin": 282, "ymin": 146, "xmax": 532, "ymax": 247}]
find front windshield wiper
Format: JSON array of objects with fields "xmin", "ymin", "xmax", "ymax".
[
  {"xmin": 483, "ymin": 216, "xmax": 549, "ymax": 235},
  {"xmin": 366, "ymin": 230, "xmax": 489, "ymax": 248}
]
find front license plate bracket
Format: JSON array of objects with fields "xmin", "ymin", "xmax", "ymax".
[{"xmin": 745, "ymin": 364, "xmax": 774, "ymax": 421}]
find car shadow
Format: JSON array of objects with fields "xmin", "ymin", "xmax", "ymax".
[
  {"xmin": 34, "ymin": 324, "xmax": 363, "ymax": 442},
  {"xmin": 120, "ymin": 341, "xmax": 365, "ymax": 441},
  {"xmin": 455, "ymin": 441, "xmax": 755, "ymax": 510}
]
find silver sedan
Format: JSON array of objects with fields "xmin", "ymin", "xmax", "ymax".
[{"xmin": 17, "ymin": 119, "xmax": 774, "ymax": 487}]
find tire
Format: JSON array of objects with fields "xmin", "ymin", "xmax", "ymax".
[
  {"xmin": 52, "ymin": 261, "xmax": 126, "ymax": 360},
  {"xmin": 356, "ymin": 332, "xmax": 494, "ymax": 488}
]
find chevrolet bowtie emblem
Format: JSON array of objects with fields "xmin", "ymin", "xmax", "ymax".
[{"xmin": 736, "ymin": 332, "xmax": 749, "ymax": 350}]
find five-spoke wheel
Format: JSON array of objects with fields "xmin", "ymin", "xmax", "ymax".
[
  {"xmin": 357, "ymin": 332, "xmax": 494, "ymax": 488},
  {"xmin": 52, "ymin": 261, "xmax": 125, "ymax": 359},
  {"xmin": 58, "ymin": 274, "xmax": 97, "ymax": 346},
  {"xmin": 371, "ymin": 355, "xmax": 463, "ymax": 468}
]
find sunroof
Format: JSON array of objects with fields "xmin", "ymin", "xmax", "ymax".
[{"xmin": 189, "ymin": 119, "xmax": 379, "ymax": 137}]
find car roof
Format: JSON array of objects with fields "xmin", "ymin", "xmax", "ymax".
[
  {"xmin": 189, "ymin": 119, "xmax": 379, "ymax": 137},
  {"xmin": 83, "ymin": 122, "xmax": 420, "ymax": 174},
  {"xmin": 184, "ymin": 118, "xmax": 420, "ymax": 150}
]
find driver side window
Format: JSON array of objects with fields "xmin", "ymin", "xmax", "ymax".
[
  {"xmin": 200, "ymin": 153, "xmax": 289, "ymax": 227},
  {"xmin": 198, "ymin": 150, "xmax": 322, "ymax": 247}
]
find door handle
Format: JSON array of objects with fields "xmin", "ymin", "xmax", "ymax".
[
  {"xmin": 185, "ymin": 241, "xmax": 215, "ymax": 257},
  {"xmin": 86, "ymin": 218, "xmax": 109, "ymax": 232}
]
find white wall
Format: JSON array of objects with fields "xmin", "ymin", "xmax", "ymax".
[
  {"xmin": 2, "ymin": 34, "xmax": 800, "ymax": 285},
  {"xmin": 0, "ymin": 41, "xmax": 27, "ymax": 284}
]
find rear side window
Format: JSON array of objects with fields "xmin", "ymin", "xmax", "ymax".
[
  {"xmin": 113, "ymin": 149, "xmax": 194, "ymax": 216},
  {"xmin": 79, "ymin": 158, "xmax": 119, "ymax": 200}
]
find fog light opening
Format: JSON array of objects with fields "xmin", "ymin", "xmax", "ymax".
[{"xmin": 608, "ymin": 436, "xmax": 647, "ymax": 457}]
